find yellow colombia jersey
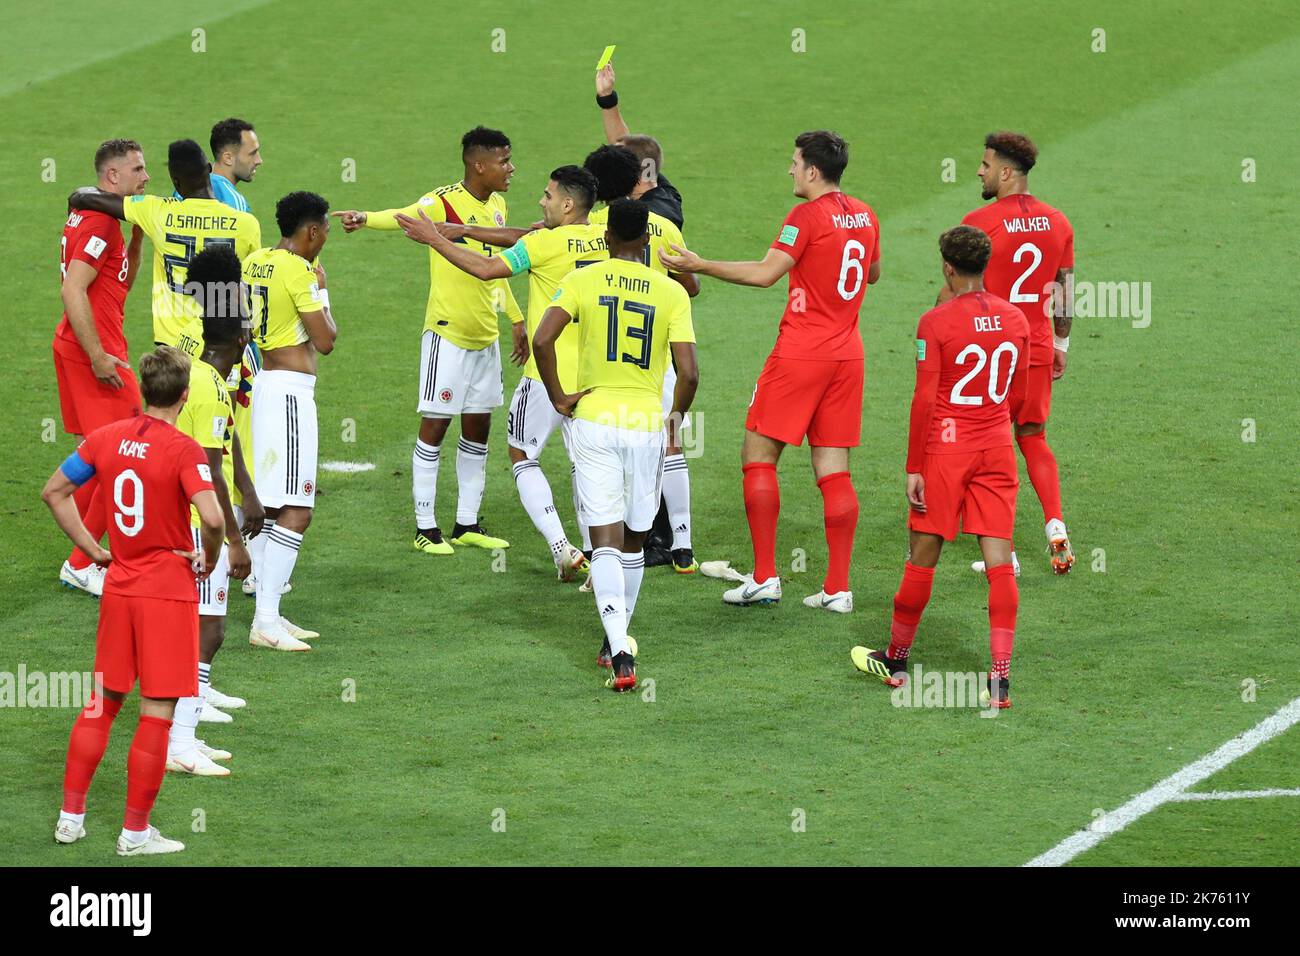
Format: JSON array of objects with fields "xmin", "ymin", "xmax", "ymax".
[
  {"xmin": 175, "ymin": 317, "xmax": 256, "ymax": 506},
  {"xmin": 123, "ymin": 195, "xmax": 261, "ymax": 347},
  {"xmin": 589, "ymin": 206, "xmax": 685, "ymax": 279},
  {"xmin": 364, "ymin": 181, "xmax": 523, "ymax": 350},
  {"xmin": 242, "ymin": 247, "xmax": 321, "ymax": 353},
  {"xmin": 175, "ymin": 356, "xmax": 235, "ymax": 527},
  {"xmin": 498, "ymin": 222, "xmax": 607, "ymax": 393},
  {"xmin": 550, "ymin": 257, "xmax": 695, "ymax": 433}
]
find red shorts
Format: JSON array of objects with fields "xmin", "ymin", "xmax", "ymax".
[
  {"xmin": 745, "ymin": 355, "xmax": 863, "ymax": 447},
  {"xmin": 53, "ymin": 343, "xmax": 141, "ymax": 436},
  {"xmin": 909, "ymin": 446, "xmax": 1018, "ymax": 541},
  {"xmin": 95, "ymin": 593, "xmax": 199, "ymax": 698},
  {"xmin": 1016, "ymin": 364, "xmax": 1052, "ymax": 426}
]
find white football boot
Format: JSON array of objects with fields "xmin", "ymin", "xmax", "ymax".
[
  {"xmin": 54, "ymin": 816, "xmax": 86, "ymax": 844},
  {"xmin": 722, "ymin": 574, "xmax": 782, "ymax": 606},
  {"xmin": 279, "ymin": 616, "xmax": 319, "ymax": 641},
  {"xmin": 201, "ymin": 683, "xmax": 246, "ymax": 710},
  {"xmin": 249, "ymin": 620, "xmax": 310, "ymax": 651},
  {"xmin": 195, "ymin": 739, "xmax": 232, "ymax": 762},
  {"xmin": 59, "ymin": 560, "xmax": 105, "ymax": 597},
  {"xmin": 802, "ymin": 589, "xmax": 854, "ymax": 614},
  {"xmin": 971, "ymin": 552, "xmax": 1021, "ymax": 576},
  {"xmin": 197, "ymin": 699, "xmax": 232, "ymax": 723},
  {"xmin": 166, "ymin": 746, "xmax": 231, "ymax": 776},
  {"xmin": 117, "ymin": 826, "xmax": 185, "ymax": 856}
]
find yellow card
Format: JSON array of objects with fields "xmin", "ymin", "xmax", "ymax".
[{"xmin": 596, "ymin": 45, "xmax": 616, "ymax": 70}]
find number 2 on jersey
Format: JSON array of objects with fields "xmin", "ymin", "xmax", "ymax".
[{"xmin": 1009, "ymin": 242, "xmax": 1043, "ymax": 303}]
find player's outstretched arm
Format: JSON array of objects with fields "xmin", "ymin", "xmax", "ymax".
[
  {"xmin": 596, "ymin": 64, "xmax": 630, "ymax": 143},
  {"xmin": 68, "ymin": 188, "xmax": 125, "ymax": 221},
  {"xmin": 660, "ymin": 244, "xmax": 794, "ymax": 289},
  {"xmin": 461, "ymin": 224, "xmax": 532, "ymax": 248},
  {"xmin": 332, "ymin": 193, "xmax": 429, "ymax": 233},
  {"xmin": 41, "ymin": 466, "xmax": 110, "ymax": 565},
  {"xmin": 397, "ymin": 210, "xmax": 513, "ymax": 280},
  {"xmin": 61, "ymin": 260, "xmax": 129, "ymax": 388}
]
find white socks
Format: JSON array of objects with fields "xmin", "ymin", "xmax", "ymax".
[
  {"xmin": 170, "ymin": 695, "xmax": 201, "ymax": 752},
  {"xmin": 590, "ymin": 547, "xmax": 629, "ymax": 657},
  {"xmin": 255, "ymin": 524, "xmax": 302, "ymax": 626},
  {"xmin": 513, "ymin": 459, "xmax": 567, "ymax": 557},
  {"xmin": 662, "ymin": 454, "xmax": 691, "ymax": 549},
  {"xmin": 413, "ymin": 439, "xmax": 441, "ymax": 530},
  {"xmin": 198, "ymin": 661, "xmax": 210, "ymax": 690},
  {"xmin": 248, "ymin": 525, "xmax": 267, "ymax": 577},
  {"xmin": 456, "ymin": 438, "xmax": 489, "ymax": 526},
  {"xmin": 622, "ymin": 551, "xmax": 645, "ymax": 628}
]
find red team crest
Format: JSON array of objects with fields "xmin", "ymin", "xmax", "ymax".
[
  {"xmin": 303, "ymin": 480, "xmax": 314, "ymax": 496},
  {"xmin": 440, "ymin": 387, "xmax": 453, "ymax": 404}
]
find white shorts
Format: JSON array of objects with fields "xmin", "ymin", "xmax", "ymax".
[
  {"xmin": 417, "ymin": 330, "xmax": 503, "ymax": 417},
  {"xmin": 507, "ymin": 376, "xmax": 571, "ymax": 460},
  {"xmin": 570, "ymin": 417, "xmax": 665, "ymax": 531},
  {"xmin": 252, "ymin": 369, "xmax": 318, "ymax": 509},
  {"xmin": 661, "ymin": 364, "xmax": 691, "ymax": 437},
  {"xmin": 193, "ymin": 528, "xmax": 230, "ymax": 617}
]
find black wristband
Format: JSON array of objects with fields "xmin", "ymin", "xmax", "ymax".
[{"xmin": 596, "ymin": 91, "xmax": 619, "ymax": 109}]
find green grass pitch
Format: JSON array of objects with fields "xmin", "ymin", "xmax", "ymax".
[{"xmin": 2, "ymin": 0, "xmax": 1297, "ymax": 866}]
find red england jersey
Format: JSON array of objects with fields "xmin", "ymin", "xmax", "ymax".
[
  {"xmin": 908, "ymin": 291, "xmax": 1031, "ymax": 470},
  {"xmin": 54, "ymin": 209, "xmax": 130, "ymax": 361},
  {"xmin": 71, "ymin": 416, "xmax": 213, "ymax": 601},
  {"xmin": 962, "ymin": 194, "xmax": 1073, "ymax": 367},
  {"xmin": 768, "ymin": 191, "xmax": 881, "ymax": 360}
]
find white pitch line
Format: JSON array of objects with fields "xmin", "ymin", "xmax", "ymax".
[
  {"xmin": 1171, "ymin": 788, "xmax": 1300, "ymax": 802},
  {"xmin": 1025, "ymin": 696, "xmax": 1300, "ymax": 867},
  {"xmin": 320, "ymin": 461, "xmax": 376, "ymax": 473}
]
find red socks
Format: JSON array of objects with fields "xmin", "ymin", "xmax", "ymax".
[
  {"xmin": 62, "ymin": 695, "xmax": 123, "ymax": 814},
  {"xmin": 742, "ymin": 462, "xmax": 780, "ymax": 583},
  {"xmin": 888, "ymin": 562, "xmax": 935, "ymax": 660},
  {"xmin": 744, "ymin": 464, "xmax": 859, "ymax": 591},
  {"xmin": 986, "ymin": 563, "xmax": 1018, "ymax": 679},
  {"xmin": 67, "ymin": 478, "xmax": 107, "ymax": 571},
  {"xmin": 124, "ymin": 715, "xmax": 172, "ymax": 832},
  {"xmin": 1016, "ymin": 430, "xmax": 1063, "ymax": 525},
  {"xmin": 817, "ymin": 471, "xmax": 858, "ymax": 594},
  {"xmin": 885, "ymin": 562, "xmax": 1017, "ymax": 678}
]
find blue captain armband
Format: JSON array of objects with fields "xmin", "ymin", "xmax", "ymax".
[{"xmin": 60, "ymin": 452, "xmax": 95, "ymax": 487}]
